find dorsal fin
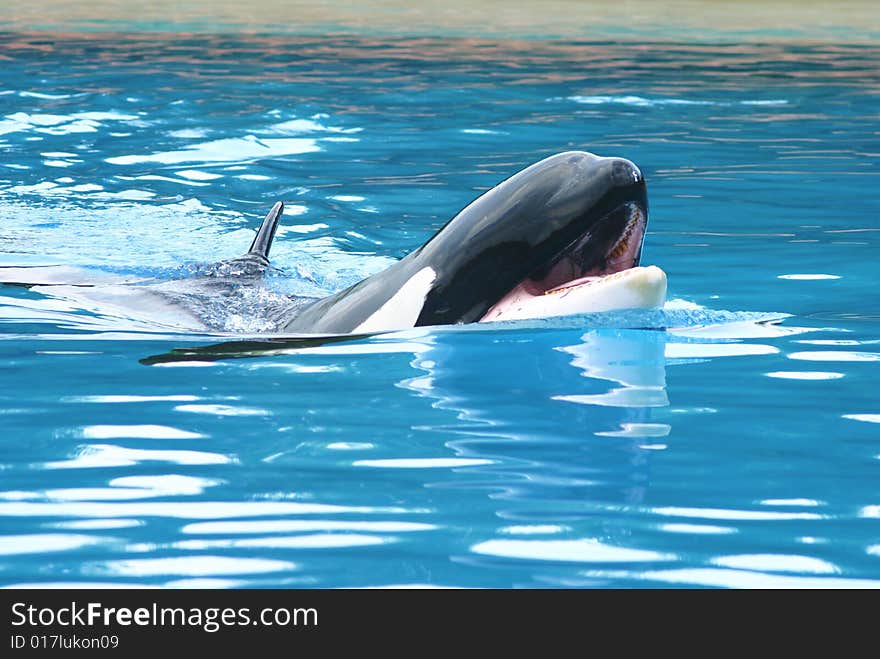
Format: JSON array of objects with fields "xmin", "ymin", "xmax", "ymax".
[{"xmin": 246, "ymin": 201, "xmax": 284, "ymax": 263}]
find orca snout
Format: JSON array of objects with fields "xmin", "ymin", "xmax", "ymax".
[
  {"xmin": 556, "ymin": 151, "xmax": 644, "ymax": 191},
  {"xmin": 609, "ymin": 157, "xmax": 644, "ymax": 188}
]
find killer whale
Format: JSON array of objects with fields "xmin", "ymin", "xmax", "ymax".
[
  {"xmin": 280, "ymin": 150, "xmax": 665, "ymax": 334},
  {"xmin": 0, "ymin": 151, "xmax": 666, "ymax": 336}
]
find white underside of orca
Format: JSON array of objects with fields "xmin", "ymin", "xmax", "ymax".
[{"xmin": 480, "ymin": 265, "xmax": 667, "ymax": 323}]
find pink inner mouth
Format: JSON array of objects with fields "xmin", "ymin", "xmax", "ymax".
[{"xmin": 481, "ymin": 206, "xmax": 646, "ymax": 319}]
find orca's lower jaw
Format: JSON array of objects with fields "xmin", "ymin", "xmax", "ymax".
[{"xmin": 480, "ymin": 202, "xmax": 661, "ymax": 322}]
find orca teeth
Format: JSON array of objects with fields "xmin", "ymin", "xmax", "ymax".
[
  {"xmin": 606, "ymin": 213, "xmax": 639, "ymax": 260},
  {"xmin": 544, "ymin": 275, "xmax": 603, "ymax": 295},
  {"xmin": 543, "ymin": 206, "xmax": 646, "ymax": 294},
  {"xmin": 544, "ymin": 269, "xmax": 640, "ymax": 295}
]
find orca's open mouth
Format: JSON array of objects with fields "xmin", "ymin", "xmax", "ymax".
[{"xmin": 481, "ymin": 202, "xmax": 657, "ymax": 322}]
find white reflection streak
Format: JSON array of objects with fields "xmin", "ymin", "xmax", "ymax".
[
  {"xmin": 660, "ymin": 524, "xmax": 736, "ymax": 535},
  {"xmin": 96, "ymin": 556, "xmax": 296, "ymax": 577},
  {"xmin": 844, "ymin": 414, "xmax": 880, "ymax": 424},
  {"xmin": 182, "ymin": 520, "xmax": 436, "ymax": 534},
  {"xmin": 0, "ymin": 533, "xmax": 105, "ymax": 555},
  {"xmin": 353, "ymin": 458, "xmax": 494, "ymax": 468},
  {"xmin": 34, "ymin": 475, "xmax": 223, "ymax": 502},
  {"xmin": 711, "ymin": 554, "xmax": 838, "ymax": 574},
  {"xmin": 82, "ymin": 425, "xmax": 205, "ymax": 439},
  {"xmin": 788, "ymin": 351, "xmax": 879, "ymax": 362},
  {"xmin": 67, "ymin": 395, "xmax": 201, "ymax": 403},
  {"xmin": 174, "ymin": 534, "xmax": 390, "ymax": 549},
  {"xmin": 471, "ymin": 538, "xmax": 674, "ymax": 562},
  {"xmin": 44, "ymin": 444, "xmax": 231, "ymax": 469},
  {"xmin": 765, "ymin": 371, "xmax": 843, "ymax": 380},
  {"xmin": 51, "ymin": 519, "xmax": 142, "ymax": 530},
  {"xmin": 106, "ymin": 136, "xmax": 320, "ymax": 165},
  {"xmin": 174, "ymin": 404, "xmax": 269, "ymax": 416},
  {"xmin": 653, "ymin": 506, "xmax": 824, "ymax": 521},
  {"xmin": 0, "ymin": 501, "xmax": 420, "ymax": 519}
]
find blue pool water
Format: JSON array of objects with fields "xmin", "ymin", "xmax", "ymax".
[{"xmin": 1, "ymin": 32, "xmax": 878, "ymax": 588}]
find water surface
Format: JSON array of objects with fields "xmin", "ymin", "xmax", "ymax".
[{"xmin": 0, "ymin": 32, "xmax": 878, "ymax": 588}]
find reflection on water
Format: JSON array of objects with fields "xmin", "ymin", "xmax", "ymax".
[
  {"xmin": 4, "ymin": 1, "xmax": 880, "ymax": 42},
  {"xmin": 1, "ymin": 317, "xmax": 879, "ymax": 586},
  {"xmin": 0, "ymin": 32, "xmax": 879, "ymax": 587},
  {"xmin": 3, "ymin": 315, "xmax": 848, "ymax": 587}
]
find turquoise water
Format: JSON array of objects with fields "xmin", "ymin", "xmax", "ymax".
[{"xmin": 1, "ymin": 33, "xmax": 878, "ymax": 588}]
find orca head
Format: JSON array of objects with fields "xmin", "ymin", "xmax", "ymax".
[{"xmin": 411, "ymin": 151, "xmax": 652, "ymax": 326}]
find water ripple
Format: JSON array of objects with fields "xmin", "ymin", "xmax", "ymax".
[
  {"xmin": 43, "ymin": 445, "xmax": 233, "ymax": 469},
  {"xmin": 471, "ymin": 538, "xmax": 674, "ymax": 563},
  {"xmin": 94, "ymin": 556, "xmax": 296, "ymax": 577},
  {"xmin": 0, "ymin": 500, "xmax": 423, "ymax": 518}
]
